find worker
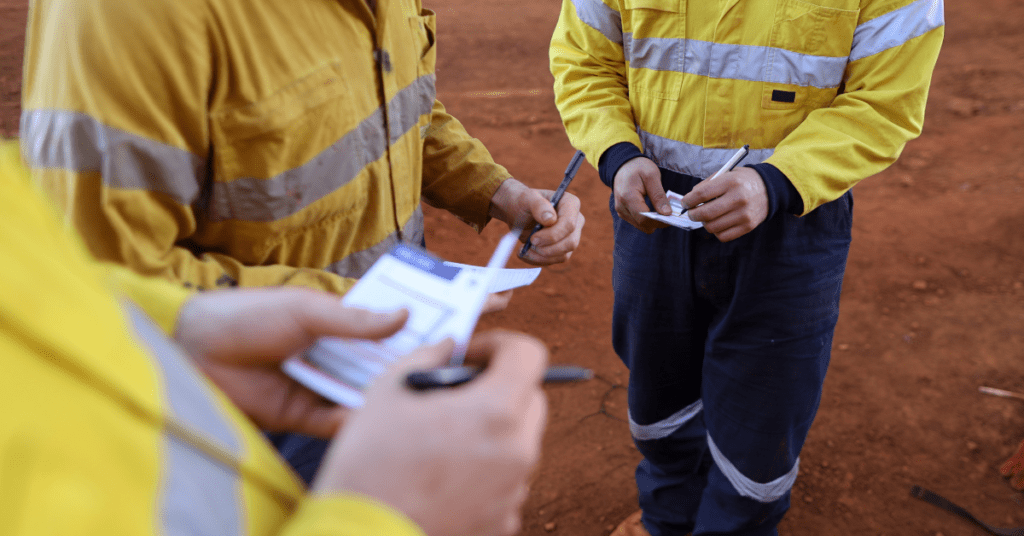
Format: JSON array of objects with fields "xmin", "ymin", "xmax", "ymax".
[
  {"xmin": 0, "ymin": 140, "xmax": 547, "ymax": 536},
  {"xmin": 550, "ymin": 0, "xmax": 944, "ymax": 534},
  {"xmin": 20, "ymin": 0, "xmax": 584, "ymax": 482}
]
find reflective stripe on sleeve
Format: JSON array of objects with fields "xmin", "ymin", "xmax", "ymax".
[
  {"xmin": 124, "ymin": 305, "xmax": 244, "ymax": 536},
  {"xmin": 323, "ymin": 205, "xmax": 425, "ymax": 280},
  {"xmin": 625, "ymin": 35, "xmax": 849, "ymax": 89},
  {"xmin": 19, "ymin": 109, "xmax": 204, "ymax": 205},
  {"xmin": 638, "ymin": 129, "xmax": 775, "ymax": 179},
  {"xmin": 572, "ymin": 0, "xmax": 623, "ymax": 46},
  {"xmin": 629, "ymin": 399, "xmax": 703, "ymax": 441},
  {"xmin": 706, "ymin": 433, "xmax": 800, "ymax": 504},
  {"xmin": 849, "ymin": 0, "xmax": 944, "ymax": 62},
  {"xmin": 209, "ymin": 74, "xmax": 436, "ymax": 223}
]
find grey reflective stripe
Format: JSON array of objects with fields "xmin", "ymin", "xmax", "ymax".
[
  {"xmin": 639, "ymin": 129, "xmax": 775, "ymax": 179},
  {"xmin": 629, "ymin": 399, "xmax": 703, "ymax": 441},
  {"xmin": 125, "ymin": 305, "xmax": 243, "ymax": 536},
  {"xmin": 626, "ymin": 35, "xmax": 848, "ymax": 89},
  {"xmin": 850, "ymin": 0, "xmax": 944, "ymax": 62},
  {"xmin": 19, "ymin": 109, "xmax": 204, "ymax": 205},
  {"xmin": 324, "ymin": 205, "xmax": 425, "ymax": 280},
  {"xmin": 389, "ymin": 74, "xmax": 436, "ymax": 144},
  {"xmin": 572, "ymin": 0, "xmax": 623, "ymax": 45},
  {"xmin": 209, "ymin": 74, "xmax": 435, "ymax": 223},
  {"xmin": 707, "ymin": 433, "xmax": 799, "ymax": 504}
]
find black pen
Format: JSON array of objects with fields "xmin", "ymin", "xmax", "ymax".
[
  {"xmin": 678, "ymin": 144, "xmax": 749, "ymax": 217},
  {"xmin": 406, "ymin": 364, "xmax": 594, "ymax": 391},
  {"xmin": 519, "ymin": 150, "xmax": 585, "ymax": 258}
]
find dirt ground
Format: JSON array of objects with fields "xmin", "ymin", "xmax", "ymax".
[{"xmin": 3, "ymin": 0, "xmax": 1024, "ymax": 534}]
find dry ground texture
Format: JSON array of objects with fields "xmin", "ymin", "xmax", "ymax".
[{"xmin": 3, "ymin": 0, "xmax": 1024, "ymax": 534}]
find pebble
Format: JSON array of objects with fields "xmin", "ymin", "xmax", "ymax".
[
  {"xmin": 912, "ymin": 280, "xmax": 928, "ymax": 290},
  {"xmin": 544, "ymin": 522, "xmax": 557, "ymax": 532}
]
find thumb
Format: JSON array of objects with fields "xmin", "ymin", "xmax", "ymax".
[
  {"xmin": 526, "ymin": 189, "xmax": 557, "ymax": 227},
  {"xmin": 642, "ymin": 170, "xmax": 671, "ymax": 215},
  {"xmin": 385, "ymin": 339, "xmax": 456, "ymax": 377}
]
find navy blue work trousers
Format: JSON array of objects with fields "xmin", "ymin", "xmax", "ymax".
[
  {"xmin": 611, "ymin": 169, "xmax": 852, "ymax": 536},
  {"xmin": 267, "ymin": 433, "xmax": 330, "ymax": 485}
]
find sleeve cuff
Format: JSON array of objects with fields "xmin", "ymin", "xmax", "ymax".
[
  {"xmin": 598, "ymin": 142, "xmax": 644, "ymax": 188},
  {"xmin": 279, "ymin": 494, "xmax": 427, "ymax": 536},
  {"xmin": 748, "ymin": 162, "xmax": 803, "ymax": 219}
]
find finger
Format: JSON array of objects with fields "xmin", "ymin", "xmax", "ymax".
[
  {"xmin": 681, "ymin": 177, "xmax": 729, "ymax": 212},
  {"xmin": 524, "ymin": 213, "xmax": 584, "ymax": 263},
  {"xmin": 464, "ymin": 331, "xmax": 548, "ymax": 398},
  {"xmin": 526, "ymin": 193, "xmax": 580, "ymax": 249},
  {"xmin": 384, "ymin": 339, "xmax": 456, "ymax": 378},
  {"xmin": 524, "ymin": 189, "xmax": 558, "ymax": 227},
  {"xmin": 641, "ymin": 172, "xmax": 671, "ymax": 215},
  {"xmin": 482, "ymin": 290, "xmax": 514, "ymax": 314}
]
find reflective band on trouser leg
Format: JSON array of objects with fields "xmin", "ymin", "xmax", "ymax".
[
  {"xmin": 125, "ymin": 305, "xmax": 245, "ymax": 536},
  {"xmin": 629, "ymin": 399, "xmax": 703, "ymax": 441},
  {"xmin": 706, "ymin": 434, "xmax": 799, "ymax": 504},
  {"xmin": 323, "ymin": 205, "xmax": 425, "ymax": 280}
]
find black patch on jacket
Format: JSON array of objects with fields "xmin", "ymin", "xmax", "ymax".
[{"xmin": 772, "ymin": 90, "xmax": 797, "ymax": 103}]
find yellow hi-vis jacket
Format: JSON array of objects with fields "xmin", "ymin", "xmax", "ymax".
[
  {"xmin": 21, "ymin": 0, "xmax": 509, "ymax": 294},
  {"xmin": 0, "ymin": 142, "xmax": 424, "ymax": 535},
  {"xmin": 551, "ymin": 0, "xmax": 944, "ymax": 214}
]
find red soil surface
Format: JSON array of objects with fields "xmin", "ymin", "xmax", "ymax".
[{"xmin": 3, "ymin": 1, "xmax": 1023, "ymax": 534}]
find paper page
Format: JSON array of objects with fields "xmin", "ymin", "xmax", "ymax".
[
  {"xmin": 442, "ymin": 262, "xmax": 542, "ymax": 293},
  {"xmin": 283, "ymin": 233, "xmax": 528, "ymax": 407},
  {"xmin": 640, "ymin": 190, "xmax": 704, "ymax": 230}
]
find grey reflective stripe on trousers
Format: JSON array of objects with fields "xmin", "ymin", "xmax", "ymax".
[
  {"xmin": 638, "ymin": 129, "xmax": 775, "ymax": 180},
  {"xmin": 850, "ymin": 0, "xmax": 944, "ymax": 62},
  {"xmin": 706, "ymin": 433, "xmax": 800, "ymax": 504},
  {"xmin": 324, "ymin": 205, "xmax": 425, "ymax": 280},
  {"xmin": 629, "ymin": 399, "xmax": 704, "ymax": 441},
  {"xmin": 20, "ymin": 110, "xmax": 204, "ymax": 205},
  {"xmin": 209, "ymin": 73, "xmax": 437, "ymax": 223},
  {"xmin": 571, "ymin": 0, "xmax": 623, "ymax": 46},
  {"xmin": 125, "ymin": 305, "xmax": 244, "ymax": 536}
]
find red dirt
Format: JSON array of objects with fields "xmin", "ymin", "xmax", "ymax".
[{"xmin": 4, "ymin": 1, "xmax": 1024, "ymax": 534}]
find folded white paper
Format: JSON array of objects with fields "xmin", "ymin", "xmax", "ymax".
[{"xmin": 640, "ymin": 190, "xmax": 703, "ymax": 230}]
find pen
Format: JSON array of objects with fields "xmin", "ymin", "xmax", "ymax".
[
  {"xmin": 519, "ymin": 149, "xmax": 585, "ymax": 258},
  {"xmin": 406, "ymin": 364, "xmax": 594, "ymax": 391},
  {"xmin": 678, "ymin": 144, "xmax": 750, "ymax": 216}
]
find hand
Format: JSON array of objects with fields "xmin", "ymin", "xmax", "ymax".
[
  {"xmin": 683, "ymin": 167, "xmax": 768, "ymax": 242},
  {"xmin": 1001, "ymin": 439, "xmax": 1024, "ymax": 490},
  {"xmin": 482, "ymin": 289, "xmax": 514, "ymax": 315},
  {"xmin": 314, "ymin": 331, "xmax": 548, "ymax": 536},
  {"xmin": 612, "ymin": 156, "xmax": 670, "ymax": 234},
  {"xmin": 174, "ymin": 288, "xmax": 408, "ymax": 438},
  {"xmin": 488, "ymin": 177, "xmax": 584, "ymax": 265}
]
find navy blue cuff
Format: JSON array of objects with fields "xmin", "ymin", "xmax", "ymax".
[
  {"xmin": 748, "ymin": 162, "xmax": 803, "ymax": 219},
  {"xmin": 598, "ymin": 142, "xmax": 644, "ymax": 188}
]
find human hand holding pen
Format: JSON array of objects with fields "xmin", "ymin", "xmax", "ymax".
[
  {"xmin": 682, "ymin": 165, "xmax": 769, "ymax": 242},
  {"xmin": 488, "ymin": 174, "xmax": 584, "ymax": 266}
]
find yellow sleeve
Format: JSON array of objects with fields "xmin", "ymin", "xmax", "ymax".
[
  {"xmin": 280, "ymin": 495, "xmax": 426, "ymax": 536},
  {"xmin": 550, "ymin": 0, "xmax": 640, "ymax": 171},
  {"xmin": 420, "ymin": 100, "xmax": 509, "ymax": 232},
  {"xmin": 765, "ymin": 0, "xmax": 945, "ymax": 214},
  {"xmin": 21, "ymin": 0, "xmax": 353, "ymax": 293}
]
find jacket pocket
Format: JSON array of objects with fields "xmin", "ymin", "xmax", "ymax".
[
  {"xmin": 207, "ymin": 61, "xmax": 368, "ymax": 227},
  {"xmin": 411, "ymin": 9, "xmax": 437, "ymax": 77},
  {"xmin": 763, "ymin": 0, "xmax": 858, "ymax": 111},
  {"xmin": 623, "ymin": 0, "xmax": 684, "ymax": 101}
]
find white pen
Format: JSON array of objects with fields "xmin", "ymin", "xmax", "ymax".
[{"xmin": 678, "ymin": 144, "xmax": 750, "ymax": 216}]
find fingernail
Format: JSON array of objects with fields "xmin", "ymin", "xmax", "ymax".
[{"xmin": 660, "ymin": 204, "xmax": 671, "ymax": 214}]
